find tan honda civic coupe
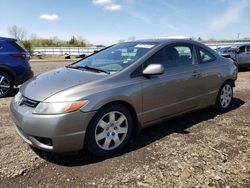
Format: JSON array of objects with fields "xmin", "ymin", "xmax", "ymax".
[{"xmin": 10, "ymin": 38, "xmax": 238, "ymax": 156}]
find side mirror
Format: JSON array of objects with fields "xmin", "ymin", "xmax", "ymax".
[
  {"xmin": 235, "ymin": 48, "xmax": 240, "ymax": 54},
  {"xmin": 142, "ymin": 64, "xmax": 164, "ymax": 76}
]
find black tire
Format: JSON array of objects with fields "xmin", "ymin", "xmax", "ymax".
[
  {"xmin": 215, "ymin": 81, "xmax": 233, "ymax": 112},
  {"xmin": 0, "ymin": 71, "xmax": 14, "ymax": 98},
  {"xmin": 85, "ymin": 104, "xmax": 133, "ymax": 156}
]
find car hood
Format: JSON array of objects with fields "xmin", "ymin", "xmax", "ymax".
[{"xmin": 20, "ymin": 67, "xmax": 107, "ymax": 101}]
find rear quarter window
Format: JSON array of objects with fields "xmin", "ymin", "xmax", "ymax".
[
  {"xmin": 238, "ymin": 46, "xmax": 246, "ymax": 53},
  {"xmin": 10, "ymin": 41, "xmax": 26, "ymax": 52},
  {"xmin": 198, "ymin": 47, "xmax": 216, "ymax": 63}
]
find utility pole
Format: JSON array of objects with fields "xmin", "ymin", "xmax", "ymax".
[{"xmin": 237, "ymin": 33, "xmax": 240, "ymax": 40}]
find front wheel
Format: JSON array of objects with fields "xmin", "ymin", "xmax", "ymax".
[
  {"xmin": 0, "ymin": 71, "xmax": 14, "ymax": 98},
  {"xmin": 85, "ymin": 104, "xmax": 133, "ymax": 156},
  {"xmin": 215, "ymin": 81, "xmax": 233, "ymax": 111}
]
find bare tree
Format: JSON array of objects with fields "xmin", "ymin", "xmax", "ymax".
[{"xmin": 8, "ymin": 25, "xmax": 27, "ymax": 41}]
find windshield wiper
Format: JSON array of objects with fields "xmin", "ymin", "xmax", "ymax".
[
  {"xmin": 66, "ymin": 65, "xmax": 110, "ymax": 74},
  {"xmin": 66, "ymin": 65, "xmax": 81, "ymax": 69},
  {"xmin": 83, "ymin": 65, "xmax": 110, "ymax": 74}
]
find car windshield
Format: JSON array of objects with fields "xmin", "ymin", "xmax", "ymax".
[
  {"xmin": 227, "ymin": 45, "xmax": 239, "ymax": 52},
  {"xmin": 70, "ymin": 41, "xmax": 159, "ymax": 73},
  {"xmin": 218, "ymin": 47, "xmax": 230, "ymax": 54}
]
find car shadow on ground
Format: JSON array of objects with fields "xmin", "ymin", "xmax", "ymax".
[{"xmin": 32, "ymin": 97, "xmax": 245, "ymax": 167}]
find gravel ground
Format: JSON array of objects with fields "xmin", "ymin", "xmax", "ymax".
[{"xmin": 0, "ymin": 60, "xmax": 249, "ymax": 187}]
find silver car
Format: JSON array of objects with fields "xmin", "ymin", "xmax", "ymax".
[
  {"xmin": 227, "ymin": 44, "xmax": 250, "ymax": 69},
  {"xmin": 10, "ymin": 39, "xmax": 238, "ymax": 156}
]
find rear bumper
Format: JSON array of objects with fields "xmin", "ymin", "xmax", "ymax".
[{"xmin": 10, "ymin": 99, "xmax": 97, "ymax": 152}]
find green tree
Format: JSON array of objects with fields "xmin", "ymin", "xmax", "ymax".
[
  {"xmin": 22, "ymin": 40, "xmax": 33, "ymax": 54},
  {"xmin": 68, "ymin": 36, "xmax": 77, "ymax": 46}
]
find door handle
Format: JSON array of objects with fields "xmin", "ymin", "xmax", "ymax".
[{"xmin": 192, "ymin": 70, "xmax": 201, "ymax": 78}]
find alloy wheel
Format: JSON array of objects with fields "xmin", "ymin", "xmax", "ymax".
[
  {"xmin": 220, "ymin": 84, "xmax": 232, "ymax": 108},
  {"xmin": 0, "ymin": 75, "xmax": 11, "ymax": 96}
]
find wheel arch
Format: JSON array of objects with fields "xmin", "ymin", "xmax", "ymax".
[
  {"xmin": 101, "ymin": 100, "xmax": 139, "ymax": 135},
  {"xmin": 0, "ymin": 65, "xmax": 17, "ymax": 85},
  {"xmin": 86, "ymin": 100, "xmax": 140, "ymax": 142},
  {"xmin": 215, "ymin": 78, "xmax": 234, "ymax": 112},
  {"xmin": 224, "ymin": 79, "xmax": 235, "ymax": 87}
]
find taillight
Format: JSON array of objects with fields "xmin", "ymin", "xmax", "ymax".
[{"xmin": 11, "ymin": 52, "xmax": 29, "ymax": 58}]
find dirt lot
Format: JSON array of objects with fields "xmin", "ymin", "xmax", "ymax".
[{"xmin": 0, "ymin": 60, "xmax": 249, "ymax": 187}]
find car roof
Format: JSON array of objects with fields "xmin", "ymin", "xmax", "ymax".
[
  {"xmin": 0, "ymin": 37, "xmax": 16, "ymax": 42},
  {"xmin": 231, "ymin": 43, "xmax": 250, "ymax": 48},
  {"xmin": 130, "ymin": 38, "xmax": 212, "ymax": 51},
  {"xmin": 133, "ymin": 38, "xmax": 193, "ymax": 44}
]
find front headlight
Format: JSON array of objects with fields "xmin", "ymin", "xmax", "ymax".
[
  {"xmin": 33, "ymin": 100, "xmax": 88, "ymax": 115},
  {"xmin": 14, "ymin": 92, "xmax": 22, "ymax": 103}
]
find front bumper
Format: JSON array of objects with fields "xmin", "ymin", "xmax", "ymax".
[{"xmin": 10, "ymin": 99, "xmax": 96, "ymax": 152}]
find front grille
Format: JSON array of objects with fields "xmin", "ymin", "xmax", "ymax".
[{"xmin": 20, "ymin": 96, "xmax": 39, "ymax": 108}]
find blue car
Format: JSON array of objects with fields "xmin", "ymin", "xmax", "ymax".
[{"xmin": 0, "ymin": 37, "xmax": 33, "ymax": 97}]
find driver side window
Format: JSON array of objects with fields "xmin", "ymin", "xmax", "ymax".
[
  {"xmin": 246, "ymin": 46, "xmax": 250, "ymax": 52},
  {"xmin": 238, "ymin": 46, "xmax": 246, "ymax": 53},
  {"xmin": 145, "ymin": 44, "xmax": 195, "ymax": 69}
]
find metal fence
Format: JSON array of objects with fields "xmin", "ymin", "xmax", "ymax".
[
  {"xmin": 206, "ymin": 42, "xmax": 250, "ymax": 50},
  {"xmin": 33, "ymin": 46, "xmax": 104, "ymax": 56},
  {"xmin": 33, "ymin": 42, "xmax": 250, "ymax": 56}
]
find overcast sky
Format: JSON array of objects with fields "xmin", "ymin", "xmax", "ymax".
[{"xmin": 0, "ymin": 0, "xmax": 250, "ymax": 45}]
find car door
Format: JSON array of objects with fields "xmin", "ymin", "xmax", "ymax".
[
  {"xmin": 195, "ymin": 46, "xmax": 224, "ymax": 107},
  {"xmin": 244, "ymin": 45, "xmax": 250, "ymax": 63},
  {"xmin": 236, "ymin": 45, "xmax": 249, "ymax": 64},
  {"xmin": 141, "ymin": 43, "xmax": 206, "ymax": 124}
]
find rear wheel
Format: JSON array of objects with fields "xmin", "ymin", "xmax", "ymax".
[
  {"xmin": 0, "ymin": 71, "xmax": 14, "ymax": 98},
  {"xmin": 215, "ymin": 81, "xmax": 233, "ymax": 111},
  {"xmin": 85, "ymin": 104, "xmax": 133, "ymax": 156}
]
